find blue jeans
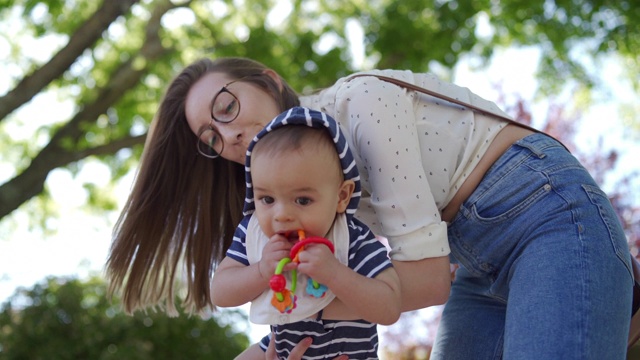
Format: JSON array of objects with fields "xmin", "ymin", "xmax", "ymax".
[{"xmin": 431, "ymin": 133, "xmax": 633, "ymax": 360}]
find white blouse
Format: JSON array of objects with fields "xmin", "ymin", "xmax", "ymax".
[{"xmin": 300, "ymin": 69, "xmax": 509, "ymax": 261}]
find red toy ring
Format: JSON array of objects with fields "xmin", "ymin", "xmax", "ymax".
[
  {"xmin": 269, "ymin": 230, "xmax": 335, "ymax": 313},
  {"xmin": 290, "ymin": 237, "xmax": 335, "ymax": 260}
]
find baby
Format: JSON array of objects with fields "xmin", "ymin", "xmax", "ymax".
[{"xmin": 211, "ymin": 107, "xmax": 401, "ymax": 359}]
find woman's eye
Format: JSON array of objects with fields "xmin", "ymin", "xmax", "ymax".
[
  {"xmin": 212, "ymin": 91, "xmax": 239, "ymax": 122},
  {"xmin": 208, "ymin": 133, "xmax": 218, "ymax": 147},
  {"xmin": 296, "ymin": 197, "xmax": 312, "ymax": 206},
  {"xmin": 224, "ymin": 98, "xmax": 238, "ymax": 114},
  {"xmin": 214, "ymin": 99, "xmax": 235, "ymax": 117}
]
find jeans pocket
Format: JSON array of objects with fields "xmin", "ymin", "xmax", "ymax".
[
  {"xmin": 582, "ymin": 184, "xmax": 633, "ymax": 279},
  {"xmin": 469, "ymin": 174, "xmax": 552, "ymax": 224}
]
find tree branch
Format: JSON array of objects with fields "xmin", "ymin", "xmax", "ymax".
[
  {"xmin": 0, "ymin": 134, "xmax": 146, "ymax": 219},
  {"xmin": 0, "ymin": 0, "xmax": 178, "ymax": 220},
  {"xmin": 0, "ymin": 0, "xmax": 140, "ymax": 122}
]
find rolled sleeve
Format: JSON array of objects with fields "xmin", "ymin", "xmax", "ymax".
[
  {"xmin": 337, "ymin": 75, "xmax": 450, "ymax": 261},
  {"xmin": 387, "ymin": 221, "xmax": 450, "ymax": 261}
]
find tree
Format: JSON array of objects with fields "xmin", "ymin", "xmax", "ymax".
[
  {"xmin": 1, "ymin": 1, "xmax": 637, "ymax": 356},
  {"xmin": 0, "ymin": 275, "xmax": 249, "ymax": 359},
  {"xmin": 0, "ymin": 0, "xmax": 638, "ymax": 222}
]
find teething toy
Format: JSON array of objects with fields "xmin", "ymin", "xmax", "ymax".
[{"xmin": 269, "ymin": 230, "xmax": 335, "ymax": 313}]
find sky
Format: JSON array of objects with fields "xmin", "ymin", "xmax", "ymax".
[{"xmin": 1, "ymin": 11, "xmax": 639, "ymax": 349}]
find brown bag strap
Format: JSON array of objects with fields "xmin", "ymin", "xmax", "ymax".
[{"xmin": 347, "ymin": 73, "xmax": 543, "ymax": 136}]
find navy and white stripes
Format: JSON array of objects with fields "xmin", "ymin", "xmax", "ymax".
[
  {"xmin": 226, "ymin": 107, "xmax": 392, "ymax": 359},
  {"xmin": 243, "ymin": 107, "xmax": 361, "ymax": 220},
  {"xmin": 228, "ymin": 216, "xmax": 391, "ymax": 280},
  {"xmin": 259, "ymin": 319, "xmax": 379, "ymax": 360}
]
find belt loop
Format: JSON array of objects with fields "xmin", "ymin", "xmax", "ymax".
[{"xmin": 515, "ymin": 134, "xmax": 546, "ymax": 158}]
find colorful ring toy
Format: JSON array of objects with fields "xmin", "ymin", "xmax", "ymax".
[{"xmin": 269, "ymin": 230, "xmax": 335, "ymax": 313}]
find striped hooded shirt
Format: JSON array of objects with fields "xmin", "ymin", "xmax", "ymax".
[{"xmin": 225, "ymin": 107, "xmax": 392, "ymax": 359}]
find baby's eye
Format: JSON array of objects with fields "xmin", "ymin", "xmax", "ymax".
[
  {"xmin": 295, "ymin": 197, "xmax": 312, "ymax": 206},
  {"xmin": 259, "ymin": 196, "xmax": 274, "ymax": 205}
]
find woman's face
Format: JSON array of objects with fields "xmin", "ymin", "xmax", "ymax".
[{"xmin": 184, "ymin": 71, "xmax": 282, "ymax": 164}]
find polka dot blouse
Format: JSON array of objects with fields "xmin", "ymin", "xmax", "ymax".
[{"xmin": 300, "ymin": 69, "xmax": 508, "ymax": 261}]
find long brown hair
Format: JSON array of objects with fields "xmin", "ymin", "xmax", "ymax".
[{"xmin": 106, "ymin": 57, "xmax": 300, "ymax": 314}]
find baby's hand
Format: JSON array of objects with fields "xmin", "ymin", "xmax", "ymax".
[
  {"xmin": 258, "ymin": 234, "xmax": 294, "ymax": 282},
  {"xmin": 295, "ymin": 243, "xmax": 340, "ymax": 286}
]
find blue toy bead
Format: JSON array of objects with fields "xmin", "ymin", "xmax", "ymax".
[{"xmin": 306, "ymin": 279, "xmax": 328, "ymax": 298}]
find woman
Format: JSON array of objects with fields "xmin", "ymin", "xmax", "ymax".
[{"xmin": 106, "ymin": 57, "xmax": 632, "ymax": 359}]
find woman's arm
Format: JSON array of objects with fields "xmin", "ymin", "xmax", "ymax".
[
  {"xmin": 341, "ymin": 75, "xmax": 450, "ymax": 261},
  {"xmin": 321, "ymin": 256, "xmax": 451, "ymax": 319},
  {"xmin": 337, "ymin": 76, "xmax": 453, "ymax": 306},
  {"xmin": 393, "ymin": 256, "xmax": 451, "ymax": 311}
]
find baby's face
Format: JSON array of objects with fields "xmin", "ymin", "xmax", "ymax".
[{"xmin": 251, "ymin": 145, "xmax": 348, "ymax": 240}]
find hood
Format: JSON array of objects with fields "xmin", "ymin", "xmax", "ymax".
[{"xmin": 243, "ymin": 107, "xmax": 361, "ymax": 222}]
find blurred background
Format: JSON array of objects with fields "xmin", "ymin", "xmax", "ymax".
[{"xmin": 1, "ymin": 0, "xmax": 638, "ymax": 358}]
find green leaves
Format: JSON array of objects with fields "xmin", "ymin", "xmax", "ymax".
[
  {"xmin": 1, "ymin": 0, "xmax": 639, "ymax": 222},
  {"xmin": 0, "ymin": 276, "xmax": 250, "ymax": 359}
]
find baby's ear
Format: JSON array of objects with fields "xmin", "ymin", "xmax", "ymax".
[{"xmin": 336, "ymin": 180, "xmax": 355, "ymax": 213}]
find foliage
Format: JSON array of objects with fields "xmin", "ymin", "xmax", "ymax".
[
  {"xmin": 0, "ymin": 0, "xmax": 638, "ymax": 357},
  {"xmin": 0, "ymin": 0, "xmax": 639, "ymax": 223},
  {"xmin": 0, "ymin": 275, "xmax": 249, "ymax": 359}
]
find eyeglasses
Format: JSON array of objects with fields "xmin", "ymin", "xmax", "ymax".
[{"xmin": 196, "ymin": 74, "xmax": 261, "ymax": 158}]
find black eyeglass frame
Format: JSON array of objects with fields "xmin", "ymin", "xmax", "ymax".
[{"xmin": 196, "ymin": 74, "xmax": 262, "ymax": 159}]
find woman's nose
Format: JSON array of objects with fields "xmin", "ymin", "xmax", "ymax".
[{"xmin": 218, "ymin": 125, "xmax": 243, "ymax": 146}]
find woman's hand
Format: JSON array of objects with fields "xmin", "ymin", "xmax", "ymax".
[{"xmin": 265, "ymin": 334, "xmax": 348, "ymax": 360}]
